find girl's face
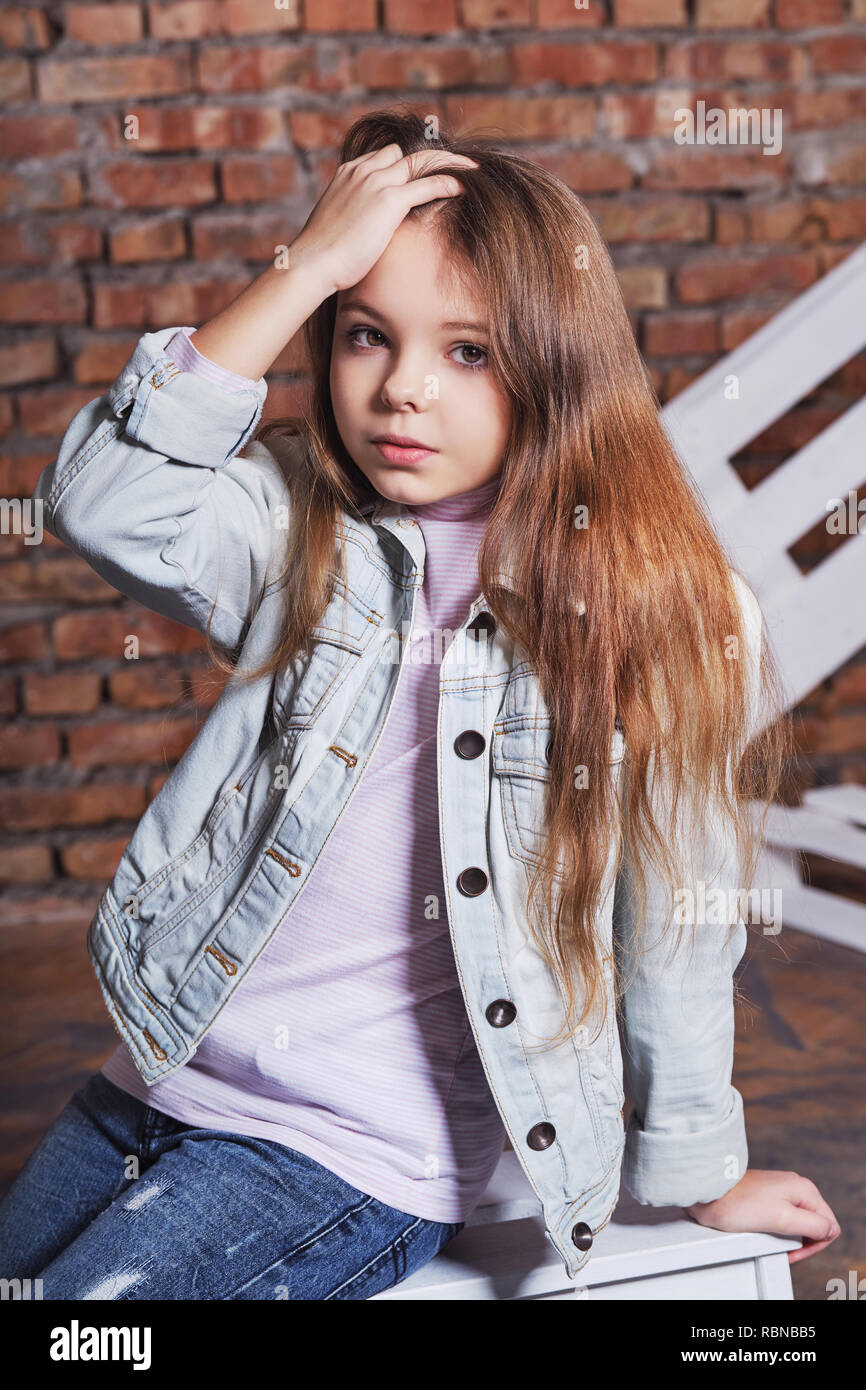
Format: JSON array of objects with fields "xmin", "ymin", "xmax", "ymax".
[{"xmin": 330, "ymin": 218, "xmax": 512, "ymax": 505}]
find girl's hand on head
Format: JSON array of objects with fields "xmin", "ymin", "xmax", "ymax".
[
  {"xmin": 683, "ymin": 1168, "xmax": 841, "ymax": 1264},
  {"xmin": 288, "ymin": 142, "xmax": 479, "ymax": 297}
]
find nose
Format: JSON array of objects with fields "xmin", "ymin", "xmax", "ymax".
[{"xmin": 380, "ymin": 351, "xmax": 434, "ymax": 411}]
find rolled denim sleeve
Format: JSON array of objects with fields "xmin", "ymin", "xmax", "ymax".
[
  {"xmin": 33, "ymin": 325, "xmax": 290, "ymax": 650},
  {"xmin": 614, "ymin": 574, "xmax": 762, "ymax": 1208}
]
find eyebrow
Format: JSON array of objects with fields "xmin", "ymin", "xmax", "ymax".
[{"xmin": 337, "ymin": 299, "xmax": 489, "ymax": 334}]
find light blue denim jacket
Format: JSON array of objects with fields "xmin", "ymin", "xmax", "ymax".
[{"xmin": 33, "ymin": 324, "xmax": 760, "ymax": 1282}]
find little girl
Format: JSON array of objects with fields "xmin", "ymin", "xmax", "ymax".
[{"xmin": 0, "ymin": 110, "xmax": 839, "ymax": 1299}]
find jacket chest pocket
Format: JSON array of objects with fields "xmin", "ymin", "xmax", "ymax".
[
  {"xmin": 492, "ymin": 719, "xmax": 626, "ymax": 870},
  {"xmin": 273, "ymin": 573, "xmax": 383, "ymax": 728}
]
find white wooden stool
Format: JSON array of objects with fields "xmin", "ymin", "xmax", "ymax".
[{"xmin": 370, "ymin": 1149, "xmax": 799, "ymax": 1300}]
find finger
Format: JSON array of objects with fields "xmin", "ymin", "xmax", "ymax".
[
  {"xmin": 788, "ymin": 1233, "xmax": 837, "ymax": 1265},
  {"xmin": 785, "ymin": 1202, "xmax": 840, "ymax": 1242},
  {"xmin": 341, "ymin": 142, "xmax": 406, "ymax": 173},
  {"xmin": 389, "ymin": 151, "xmax": 480, "ymax": 184},
  {"xmin": 399, "ymin": 174, "xmax": 470, "ymax": 209},
  {"xmin": 785, "ymin": 1177, "xmax": 839, "ymax": 1234}
]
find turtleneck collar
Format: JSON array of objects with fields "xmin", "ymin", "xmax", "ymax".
[{"xmin": 404, "ymin": 472, "xmax": 502, "ymax": 522}]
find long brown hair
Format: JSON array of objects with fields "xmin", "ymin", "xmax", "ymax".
[{"xmin": 204, "ymin": 107, "xmax": 792, "ymax": 1049}]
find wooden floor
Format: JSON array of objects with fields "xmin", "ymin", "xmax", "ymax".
[{"xmin": 1, "ymin": 891, "xmax": 862, "ymax": 1302}]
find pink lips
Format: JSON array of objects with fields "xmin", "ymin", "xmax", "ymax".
[{"xmin": 371, "ymin": 435, "xmax": 438, "ymax": 466}]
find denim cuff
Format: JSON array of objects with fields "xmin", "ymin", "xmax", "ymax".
[
  {"xmin": 621, "ymin": 1085, "xmax": 749, "ymax": 1208},
  {"xmin": 107, "ymin": 326, "xmax": 268, "ymax": 468}
]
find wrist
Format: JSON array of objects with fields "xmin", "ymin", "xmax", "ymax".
[{"xmin": 274, "ymin": 241, "xmax": 340, "ymax": 302}]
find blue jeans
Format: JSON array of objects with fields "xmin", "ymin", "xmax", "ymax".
[{"xmin": 0, "ymin": 1072, "xmax": 465, "ymax": 1300}]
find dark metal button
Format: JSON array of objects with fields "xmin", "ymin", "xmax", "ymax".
[
  {"xmin": 527, "ymin": 1122, "xmax": 556, "ymax": 1151},
  {"xmin": 457, "ymin": 866, "xmax": 488, "ymax": 897},
  {"xmin": 485, "ymin": 998, "xmax": 516, "ymax": 1027},
  {"xmin": 467, "ymin": 612, "xmax": 496, "ymax": 640},
  {"xmin": 545, "ymin": 738, "xmax": 552, "ymax": 763},
  {"xmin": 455, "ymin": 730, "xmax": 486, "ymax": 759},
  {"xmin": 571, "ymin": 1221, "xmax": 593, "ymax": 1252}
]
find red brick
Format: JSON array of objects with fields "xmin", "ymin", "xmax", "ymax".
[
  {"xmin": 61, "ymin": 836, "xmax": 130, "ymax": 879},
  {"xmin": 793, "ymin": 87, "xmax": 866, "ymax": 128},
  {"xmin": 664, "ymin": 41, "xmax": 807, "ymax": 81},
  {"xmin": 809, "ymin": 36, "xmax": 866, "ymax": 76},
  {"xmin": 355, "ymin": 43, "xmax": 509, "ymax": 89},
  {"xmin": 743, "ymin": 196, "xmax": 866, "ymax": 243},
  {"xmin": 613, "ymin": 0, "xmax": 686, "ymax": 25},
  {"xmin": 0, "ymin": 554, "xmax": 117, "ymax": 603},
  {"xmin": 109, "ymin": 218, "xmax": 186, "ymax": 263},
  {"xmin": 460, "ymin": 0, "xmax": 531, "ymax": 24},
  {"xmin": 720, "ymin": 308, "xmax": 777, "ymax": 349},
  {"xmin": 644, "ymin": 312, "xmax": 718, "ymax": 355},
  {"xmin": 527, "ymin": 147, "xmax": 634, "ymax": 192},
  {"xmin": 676, "ymin": 252, "xmax": 817, "ymax": 304},
  {"xmin": 0, "ymin": 845, "xmax": 53, "ymax": 883},
  {"xmin": 0, "ymin": 115, "xmax": 78, "ymax": 159},
  {"xmin": 65, "ymin": 4, "xmax": 143, "ymax": 43},
  {"xmin": 616, "ymin": 266, "xmax": 667, "ymax": 308},
  {"xmin": 288, "ymin": 104, "xmax": 395, "ymax": 150},
  {"xmin": 444, "ymin": 94, "xmax": 595, "ymax": 141},
  {"xmin": 0, "ymin": 622, "xmax": 50, "ymax": 663},
  {"xmin": 149, "ymin": 0, "xmax": 300, "ymax": 39},
  {"xmin": 384, "ymin": 0, "xmax": 459, "ymax": 31},
  {"xmin": 600, "ymin": 89, "xmax": 692, "ymax": 139},
  {"xmin": 99, "ymin": 105, "xmax": 286, "ymax": 153},
  {"xmin": 24, "ymin": 671, "xmax": 103, "ymax": 715},
  {"xmin": 535, "ymin": 0, "xmax": 605, "ymax": 26},
  {"xmin": 108, "ymin": 663, "xmax": 186, "ymax": 709},
  {"xmin": 714, "ymin": 205, "xmax": 748, "ymax": 244},
  {"xmin": 0, "ymin": 675, "xmax": 16, "ymax": 715},
  {"xmin": 0, "ymin": 168, "xmax": 83, "ymax": 213},
  {"xmin": 511, "ymin": 40, "xmax": 658, "ymax": 86},
  {"xmin": 643, "ymin": 150, "xmax": 788, "ymax": 192},
  {"xmin": 0, "ymin": 220, "xmax": 102, "ymax": 266},
  {"xmin": 797, "ymin": 140, "xmax": 866, "ymax": 186},
  {"xmin": 751, "ymin": 405, "xmax": 838, "ymax": 453},
  {"xmin": 587, "ymin": 196, "xmax": 709, "ymax": 241},
  {"xmin": 0, "ymin": 279, "xmax": 87, "ymax": 326},
  {"xmin": 192, "ymin": 212, "xmax": 298, "ymax": 261},
  {"xmin": 0, "ymin": 58, "xmax": 32, "ymax": 102},
  {"xmin": 776, "ymin": 0, "xmax": 843, "ymax": 24},
  {"xmin": 0, "ymin": 8, "xmax": 52, "ymax": 48},
  {"xmin": 664, "ymin": 365, "xmax": 705, "ymax": 398},
  {"xmin": 0, "ymin": 723, "xmax": 61, "ymax": 767},
  {"xmin": 0, "ymin": 782, "xmax": 146, "ymax": 831},
  {"xmin": 816, "ymin": 244, "xmax": 858, "ymax": 273},
  {"xmin": 17, "ymin": 387, "xmax": 99, "ymax": 435},
  {"xmin": 695, "ymin": 0, "xmax": 770, "ymax": 27},
  {"xmin": 91, "ymin": 284, "xmax": 148, "ymax": 328},
  {"xmin": 54, "ymin": 609, "xmax": 207, "ymax": 661},
  {"xmin": 199, "ymin": 44, "xmax": 348, "ymax": 94},
  {"xmin": 0, "ymin": 338, "xmax": 59, "ymax": 387},
  {"xmin": 302, "ymin": 0, "xmax": 377, "ymax": 30},
  {"xmin": 67, "ymin": 717, "xmax": 199, "ymax": 768},
  {"xmin": 147, "ymin": 275, "xmax": 252, "ymax": 328},
  {"xmin": 71, "ymin": 336, "xmax": 136, "ymax": 385},
  {"xmin": 37, "ymin": 54, "xmax": 192, "ymax": 104},
  {"xmin": 221, "ymin": 155, "xmax": 301, "ymax": 202},
  {"xmin": 93, "ymin": 160, "xmax": 217, "ymax": 209}
]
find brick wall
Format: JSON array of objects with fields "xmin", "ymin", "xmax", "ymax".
[{"xmin": 1, "ymin": 1, "xmax": 865, "ymax": 912}]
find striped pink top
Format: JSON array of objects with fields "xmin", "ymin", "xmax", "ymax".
[{"xmin": 101, "ymin": 327, "xmax": 508, "ymax": 1222}]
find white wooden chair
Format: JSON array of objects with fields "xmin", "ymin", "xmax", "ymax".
[
  {"xmin": 371, "ymin": 1151, "xmax": 799, "ymax": 1300},
  {"xmin": 663, "ymin": 240, "xmax": 866, "ymax": 954},
  {"xmin": 376, "ymin": 251, "xmax": 866, "ymax": 1301}
]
